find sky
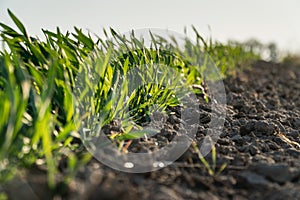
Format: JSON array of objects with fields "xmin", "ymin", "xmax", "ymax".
[{"xmin": 0, "ymin": 0, "xmax": 299, "ymax": 53}]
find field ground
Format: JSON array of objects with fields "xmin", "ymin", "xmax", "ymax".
[{"xmin": 2, "ymin": 60, "xmax": 300, "ymax": 200}]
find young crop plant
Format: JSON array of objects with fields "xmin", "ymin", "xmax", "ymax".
[
  {"xmin": 192, "ymin": 141, "xmax": 227, "ymax": 177},
  {"xmin": 0, "ymin": 10, "xmax": 261, "ymax": 188},
  {"xmin": 77, "ymin": 35, "xmax": 196, "ymax": 151}
]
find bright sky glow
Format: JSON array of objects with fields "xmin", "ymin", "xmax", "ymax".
[{"xmin": 0, "ymin": 0, "xmax": 299, "ymax": 53}]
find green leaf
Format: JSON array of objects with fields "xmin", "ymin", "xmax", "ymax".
[
  {"xmin": 116, "ymin": 128, "xmax": 159, "ymax": 140},
  {"xmin": 74, "ymin": 27, "xmax": 94, "ymax": 50},
  {"xmin": 7, "ymin": 9, "xmax": 28, "ymax": 38},
  {"xmin": 0, "ymin": 22, "xmax": 21, "ymax": 38}
]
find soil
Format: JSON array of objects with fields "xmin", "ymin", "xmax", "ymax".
[{"xmin": 2, "ymin": 60, "xmax": 300, "ymax": 200}]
